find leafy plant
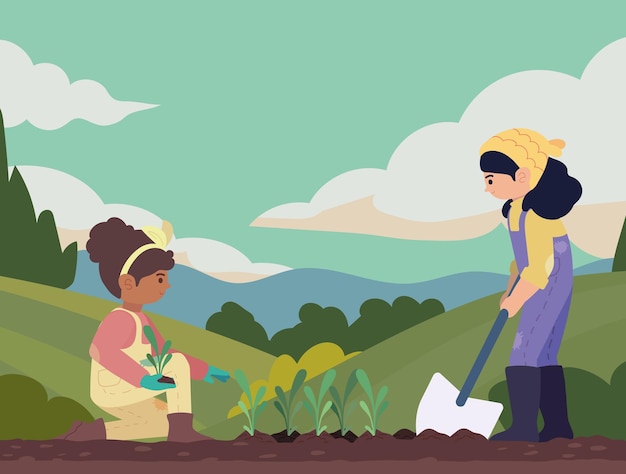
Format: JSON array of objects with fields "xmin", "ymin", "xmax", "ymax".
[
  {"xmin": 329, "ymin": 368, "xmax": 359, "ymax": 436},
  {"xmin": 356, "ymin": 369, "xmax": 389, "ymax": 435},
  {"xmin": 234, "ymin": 369, "xmax": 267, "ymax": 435},
  {"xmin": 274, "ymin": 368, "xmax": 306, "ymax": 436},
  {"xmin": 303, "ymin": 369, "xmax": 336, "ymax": 436},
  {"xmin": 143, "ymin": 325, "xmax": 172, "ymax": 375},
  {"xmin": 0, "ymin": 374, "xmax": 94, "ymax": 440}
]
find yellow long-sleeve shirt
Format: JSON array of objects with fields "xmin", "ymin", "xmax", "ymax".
[{"xmin": 508, "ymin": 199, "xmax": 567, "ymax": 290}]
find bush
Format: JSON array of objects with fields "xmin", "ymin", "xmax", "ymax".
[
  {"xmin": 206, "ymin": 302, "xmax": 272, "ymax": 353},
  {"xmin": 0, "ymin": 109, "xmax": 77, "ymax": 288},
  {"xmin": 489, "ymin": 363, "xmax": 626, "ymax": 439},
  {"xmin": 0, "ymin": 374, "xmax": 93, "ymax": 440},
  {"xmin": 206, "ymin": 296, "xmax": 445, "ymax": 361}
]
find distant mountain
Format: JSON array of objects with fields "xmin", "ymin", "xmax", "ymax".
[{"xmin": 67, "ymin": 251, "xmax": 613, "ymax": 337}]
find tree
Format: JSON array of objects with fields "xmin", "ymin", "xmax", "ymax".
[
  {"xmin": 269, "ymin": 303, "xmax": 350, "ymax": 360},
  {"xmin": 345, "ymin": 296, "xmax": 445, "ymax": 352},
  {"xmin": 205, "ymin": 302, "xmax": 272, "ymax": 353},
  {"xmin": 613, "ymin": 216, "xmax": 626, "ymax": 272},
  {"xmin": 0, "ymin": 109, "xmax": 77, "ymax": 288}
]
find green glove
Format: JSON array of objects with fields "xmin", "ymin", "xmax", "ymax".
[
  {"xmin": 141, "ymin": 374, "xmax": 175, "ymax": 390},
  {"xmin": 204, "ymin": 366, "xmax": 230, "ymax": 384}
]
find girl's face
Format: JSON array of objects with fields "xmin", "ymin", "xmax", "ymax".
[
  {"xmin": 483, "ymin": 168, "xmax": 531, "ymax": 201},
  {"xmin": 119, "ymin": 270, "xmax": 171, "ymax": 305}
]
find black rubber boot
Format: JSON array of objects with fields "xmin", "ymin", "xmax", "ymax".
[
  {"xmin": 490, "ymin": 366, "xmax": 541, "ymax": 442},
  {"xmin": 538, "ymin": 365, "xmax": 574, "ymax": 441}
]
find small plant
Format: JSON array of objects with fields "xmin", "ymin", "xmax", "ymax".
[
  {"xmin": 274, "ymin": 368, "xmax": 306, "ymax": 436},
  {"xmin": 234, "ymin": 369, "xmax": 267, "ymax": 435},
  {"xmin": 143, "ymin": 325, "xmax": 173, "ymax": 377},
  {"xmin": 303, "ymin": 369, "xmax": 336, "ymax": 436},
  {"xmin": 329, "ymin": 368, "xmax": 359, "ymax": 436},
  {"xmin": 356, "ymin": 369, "xmax": 389, "ymax": 436}
]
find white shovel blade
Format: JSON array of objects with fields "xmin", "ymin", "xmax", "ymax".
[{"xmin": 415, "ymin": 372, "xmax": 503, "ymax": 439}]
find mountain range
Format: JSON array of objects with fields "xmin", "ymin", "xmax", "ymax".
[{"xmin": 67, "ymin": 251, "xmax": 613, "ymax": 337}]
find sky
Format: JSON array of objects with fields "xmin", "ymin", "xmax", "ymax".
[{"xmin": 1, "ymin": 1, "xmax": 626, "ymax": 283}]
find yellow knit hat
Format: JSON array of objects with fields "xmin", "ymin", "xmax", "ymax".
[{"xmin": 479, "ymin": 128, "xmax": 566, "ymax": 189}]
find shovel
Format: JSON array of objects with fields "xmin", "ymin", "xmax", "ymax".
[{"xmin": 415, "ymin": 275, "xmax": 520, "ymax": 439}]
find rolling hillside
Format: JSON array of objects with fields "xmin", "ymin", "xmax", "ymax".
[
  {"xmin": 2, "ymin": 271, "xmax": 624, "ymax": 439},
  {"xmin": 0, "ymin": 276, "xmax": 276, "ymax": 439},
  {"xmin": 68, "ymin": 250, "xmax": 613, "ymax": 337},
  {"xmin": 301, "ymin": 270, "xmax": 626, "ymax": 436}
]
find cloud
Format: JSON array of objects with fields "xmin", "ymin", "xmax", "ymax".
[
  {"xmin": 167, "ymin": 237, "xmax": 290, "ymax": 276},
  {"xmin": 10, "ymin": 165, "xmax": 291, "ymax": 280},
  {"xmin": 253, "ymin": 38, "xmax": 626, "ymax": 250},
  {"xmin": 0, "ymin": 40, "xmax": 157, "ymax": 130}
]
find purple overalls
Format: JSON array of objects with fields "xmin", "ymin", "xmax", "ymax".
[{"xmin": 508, "ymin": 210, "xmax": 573, "ymax": 367}]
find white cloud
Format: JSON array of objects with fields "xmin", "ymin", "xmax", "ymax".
[
  {"xmin": 10, "ymin": 165, "xmax": 290, "ymax": 278},
  {"xmin": 257, "ymin": 37, "xmax": 626, "ymax": 224},
  {"xmin": 258, "ymin": 168, "xmax": 385, "ymax": 219},
  {"xmin": 0, "ymin": 40, "xmax": 157, "ymax": 130},
  {"xmin": 167, "ymin": 237, "xmax": 291, "ymax": 275}
]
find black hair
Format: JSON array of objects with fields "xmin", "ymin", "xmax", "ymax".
[
  {"xmin": 480, "ymin": 151, "xmax": 519, "ymax": 179},
  {"xmin": 480, "ymin": 152, "xmax": 582, "ymax": 219},
  {"xmin": 522, "ymin": 157, "xmax": 582, "ymax": 219}
]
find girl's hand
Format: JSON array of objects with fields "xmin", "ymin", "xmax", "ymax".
[
  {"xmin": 140, "ymin": 374, "xmax": 176, "ymax": 390},
  {"xmin": 204, "ymin": 366, "xmax": 230, "ymax": 384}
]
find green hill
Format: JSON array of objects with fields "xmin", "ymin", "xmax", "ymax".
[
  {"xmin": 0, "ymin": 275, "xmax": 276, "ymax": 440},
  {"xmin": 310, "ymin": 271, "xmax": 626, "ymax": 435},
  {"xmin": 2, "ymin": 271, "xmax": 625, "ymax": 439}
]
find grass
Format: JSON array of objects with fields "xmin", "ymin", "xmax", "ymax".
[
  {"xmin": 1, "ymin": 271, "xmax": 625, "ymax": 438},
  {"xmin": 0, "ymin": 276, "xmax": 276, "ymax": 439}
]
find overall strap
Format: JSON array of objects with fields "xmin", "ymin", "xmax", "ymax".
[{"xmin": 113, "ymin": 307, "xmax": 145, "ymax": 345}]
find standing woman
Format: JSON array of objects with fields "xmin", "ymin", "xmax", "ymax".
[
  {"xmin": 57, "ymin": 217, "xmax": 230, "ymax": 442},
  {"xmin": 480, "ymin": 128, "xmax": 582, "ymax": 442}
]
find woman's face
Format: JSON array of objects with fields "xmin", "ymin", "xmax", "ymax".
[
  {"xmin": 483, "ymin": 168, "xmax": 530, "ymax": 201},
  {"xmin": 120, "ymin": 270, "xmax": 171, "ymax": 305}
]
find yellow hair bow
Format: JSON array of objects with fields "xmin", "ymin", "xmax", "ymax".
[{"xmin": 119, "ymin": 220, "xmax": 173, "ymax": 276}]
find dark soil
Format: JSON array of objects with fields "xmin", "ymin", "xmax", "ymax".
[
  {"xmin": 3, "ymin": 429, "xmax": 626, "ymax": 473},
  {"xmin": 158, "ymin": 376, "xmax": 175, "ymax": 385}
]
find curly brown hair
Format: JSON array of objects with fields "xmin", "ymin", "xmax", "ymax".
[{"xmin": 86, "ymin": 217, "xmax": 175, "ymax": 298}]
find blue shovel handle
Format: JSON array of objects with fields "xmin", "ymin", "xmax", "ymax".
[{"xmin": 456, "ymin": 275, "xmax": 520, "ymax": 407}]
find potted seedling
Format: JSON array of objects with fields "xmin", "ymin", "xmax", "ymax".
[{"xmin": 143, "ymin": 325, "xmax": 175, "ymax": 385}]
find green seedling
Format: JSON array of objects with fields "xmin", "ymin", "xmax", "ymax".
[
  {"xmin": 356, "ymin": 369, "xmax": 389, "ymax": 436},
  {"xmin": 234, "ymin": 369, "xmax": 267, "ymax": 435},
  {"xmin": 274, "ymin": 369, "xmax": 306, "ymax": 436},
  {"xmin": 143, "ymin": 325, "xmax": 173, "ymax": 375},
  {"xmin": 303, "ymin": 369, "xmax": 336, "ymax": 436},
  {"xmin": 329, "ymin": 368, "xmax": 359, "ymax": 436}
]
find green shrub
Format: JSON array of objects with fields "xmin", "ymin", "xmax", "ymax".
[
  {"xmin": 489, "ymin": 365, "xmax": 626, "ymax": 439},
  {"xmin": 0, "ymin": 374, "xmax": 93, "ymax": 440},
  {"xmin": 0, "ymin": 109, "xmax": 77, "ymax": 288}
]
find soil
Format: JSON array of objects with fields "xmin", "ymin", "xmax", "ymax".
[
  {"xmin": 3, "ymin": 429, "xmax": 626, "ymax": 474},
  {"xmin": 157, "ymin": 375, "xmax": 175, "ymax": 385}
]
